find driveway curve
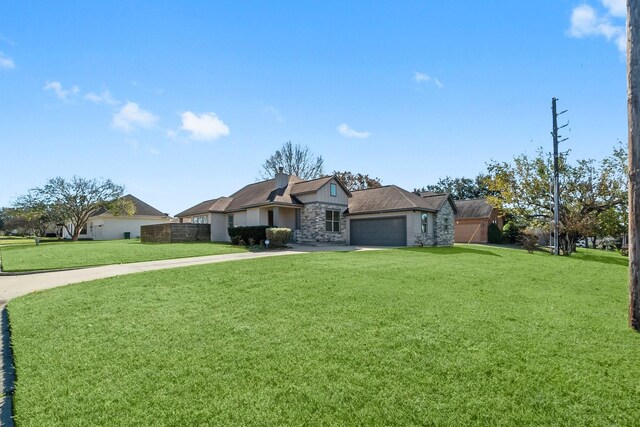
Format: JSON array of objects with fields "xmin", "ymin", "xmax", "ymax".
[{"xmin": 0, "ymin": 245, "xmax": 378, "ymax": 302}]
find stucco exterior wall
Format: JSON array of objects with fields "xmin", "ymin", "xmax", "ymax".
[
  {"xmin": 85, "ymin": 215, "xmax": 171, "ymax": 240},
  {"xmin": 246, "ymin": 208, "xmax": 260, "ymax": 225},
  {"xmin": 211, "ymin": 213, "xmax": 229, "ymax": 242},
  {"xmin": 277, "ymin": 208, "xmax": 297, "ymax": 229}
]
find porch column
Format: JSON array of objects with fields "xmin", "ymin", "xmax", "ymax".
[{"xmin": 272, "ymin": 207, "xmax": 280, "ymax": 227}]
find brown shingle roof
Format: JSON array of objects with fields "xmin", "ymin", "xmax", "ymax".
[
  {"xmin": 455, "ymin": 199, "xmax": 495, "ymax": 219},
  {"xmin": 222, "ymin": 176, "xmax": 304, "ymax": 212},
  {"xmin": 92, "ymin": 194, "xmax": 168, "ymax": 217},
  {"xmin": 348, "ymin": 186, "xmax": 454, "ymax": 215},
  {"xmin": 175, "ymin": 197, "xmax": 232, "ymax": 217},
  {"xmin": 290, "ymin": 176, "xmax": 333, "ymax": 195}
]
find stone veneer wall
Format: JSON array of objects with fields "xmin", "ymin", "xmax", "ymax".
[
  {"xmin": 297, "ymin": 202, "xmax": 347, "ymax": 243},
  {"xmin": 414, "ymin": 230, "xmax": 434, "ymax": 246},
  {"xmin": 434, "ymin": 202, "xmax": 455, "ymax": 246}
]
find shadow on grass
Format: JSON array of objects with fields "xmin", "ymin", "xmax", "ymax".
[
  {"xmin": 400, "ymin": 246, "xmax": 502, "ymax": 257},
  {"xmin": 570, "ymin": 251, "xmax": 629, "ymax": 267}
]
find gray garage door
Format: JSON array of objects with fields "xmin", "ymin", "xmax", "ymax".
[{"xmin": 350, "ymin": 217, "xmax": 407, "ymax": 246}]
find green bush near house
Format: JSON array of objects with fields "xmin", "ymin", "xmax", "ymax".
[
  {"xmin": 266, "ymin": 227, "xmax": 291, "ymax": 247},
  {"xmin": 227, "ymin": 226, "xmax": 269, "ymax": 245},
  {"xmin": 487, "ymin": 223, "xmax": 502, "ymax": 243},
  {"xmin": 502, "ymin": 221, "xmax": 520, "ymax": 244}
]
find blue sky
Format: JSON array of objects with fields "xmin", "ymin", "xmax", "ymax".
[{"xmin": 0, "ymin": 1, "xmax": 628, "ymax": 215}]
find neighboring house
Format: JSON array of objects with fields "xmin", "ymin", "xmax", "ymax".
[
  {"xmin": 452, "ymin": 198, "xmax": 503, "ymax": 243},
  {"xmin": 176, "ymin": 169, "xmax": 457, "ymax": 246},
  {"xmin": 63, "ymin": 195, "xmax": 171, "ymax": 240}
]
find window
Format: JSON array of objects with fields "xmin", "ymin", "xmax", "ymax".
[
  {"xmin": 295, "ymin": 209, "xmax": 301, "ymax": 230},
  {"xmin": 421, "ymin": 213, "xmax": 429, "ymax": 233},
  {"xmin": 227, "ymin": 214, "xmax": 234, "ymax": 229},
  {"xmin": 193, "ymin": 215, "xmax": 208, "ymax": 224},
  {"xmin": 326, "ymin": 210, "xmax": 340, "ymax": 232},
  {"xmin": 330, "ymin": 182, "xmax": 337, "ymax": 197}
]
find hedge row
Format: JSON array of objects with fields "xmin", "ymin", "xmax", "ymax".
[{"xmin": 227, "ymin": 226, "xmax": 269, "ymax": 245}]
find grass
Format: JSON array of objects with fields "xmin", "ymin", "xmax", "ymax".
[
  {"xmin": 0, "ymin": 239, "xmax": 247, "ymax": 272},
  {"xmin": 7, "ymin": 246, "xmax": 640, "ymax": 426},
  {"xmin": 0, "ymin": 236, "xmax": 58, "ymax": 247}
]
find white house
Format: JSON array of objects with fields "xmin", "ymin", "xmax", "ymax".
[{"xmin": 63, "ymin": 195, "xmax": 171, "ymax": 240}]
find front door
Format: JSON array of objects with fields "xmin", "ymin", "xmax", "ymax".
[{"xmin": 268, "ymin": 210, "xmax": 274, "ymax": 226}]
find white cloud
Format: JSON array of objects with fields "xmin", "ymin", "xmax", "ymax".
[
  {"xmin": 414, "ymin": 71, "xmax": 443, "ymax": 88},
  {"xmin": 85, "ymin": 89, "xmax": 118, "ymax": 105},
  {"xmin": 602, "ymin": 0, "xmax": 626, "ymax": 17},
  {"xmin": 338, "ymin": 123, "xmax": 371, "ymax": 139},
  {"xmin": 0, "ymin": 52, "xmax": 14, "ymax": 69},
  {"xmin": 43, "ymin": 81, "xmax": 79, "ymax": 100},
  {"xmin": 180, "ymin": 111, "xmax": 230, "ymax": 141},
  {"xmin": 112, "ymin": 102, "xmax": 158, "ymax": 131},
  {"xmin": 568, "ymin": 3, "xmax": 626, "ymax": 52}
]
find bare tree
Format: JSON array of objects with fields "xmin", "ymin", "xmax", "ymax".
[
  {"xmin": 17, "ymin": 176, "xmax": 135, "ymax": 241},
  {"xmin": 261, "ymin": 141, "xmax": 324, "ymax": 180}
]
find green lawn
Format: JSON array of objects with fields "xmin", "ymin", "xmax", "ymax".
[
  {"xmin": 0, "ymin": 236, "xmax": 58, "ymax": 247},
  {"xmin": 8, "ymin": 246, "xmax": 639, "ymax": 426},
  {"xmin": 0, "ymin": 239, "xmax": 247, "ymax": 272}
]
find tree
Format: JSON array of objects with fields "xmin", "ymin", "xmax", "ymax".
[
  {"xmin": 415, "ymin": 174, "xmax": 495, "ymax": 200},
  {"xmin": 485, "ymin": 146, "xmax": 627, "ymax": 255},
  {"xmin": 15, "ymin": 176, "xmax": 135, "ymax": 241},
  {"xmin": 261, "ymin": 141, "xmax": 324, "ymax": 180},
  {"xmin": 332, "ymin": 171, "xmax": 382, "ymax": 191}
]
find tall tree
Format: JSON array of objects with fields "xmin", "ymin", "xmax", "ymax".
[
  {"xmin": 485, "ymin": 146, "xmax": 627, "ymax": 255},
  {"xmin": 628, "ymin": 0, "xmax": 640, "ymax": 330},
  {"xmin": 415, "ymin": 174, "xmax": 494, "ymax": 200},
  {"xmin": 16, "ymin": 176, "xmax": 135, "ymax": 241},
  {"xmin": 332, "ymin": 171, "xmax": 382, "ymax": 191},
  {"xmin": 260, "ymin": 141, "xmax": 324, "ymax": 180}
]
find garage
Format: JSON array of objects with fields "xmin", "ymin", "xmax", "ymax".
[
  {"xmin": 455, "ymin": 222, "xmax": 484, "ymax": 243},
  {"xmin": 350, "ymin": 217, "xmax": 406, "ymax": 246}
]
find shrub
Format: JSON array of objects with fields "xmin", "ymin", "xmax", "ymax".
[
  {"xmin": 266, "ymin": 227, "xmax": 291, "ymax": 248},
  {"xmin": 519, "ymin": 231, "xmax": 539, "ymax": 254},
  {"xmin": 488, "ymin": 223, "xmax": 502, "ymax": 244},
  {"xmin": 228, "ymin": 226, "xmax": 269, "ymax": 246},
  {"xmin": 502, "ymin": 221, "xmax": 520, "ymax": 244}
]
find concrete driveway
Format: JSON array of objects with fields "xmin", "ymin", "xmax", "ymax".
[{"xmin": 0, "ymin": 245, "xmax": 378, "ymax": 302}]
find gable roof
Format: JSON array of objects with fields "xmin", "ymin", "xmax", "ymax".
[
  {"xmin": 347, "ymin": 186, "xmax": 455, "ymax": 215},
  {"xmin": 290, "ymin": 175, "xmax": 352, "ymax": 197},
  {"xmin": 454, "ymin": 199, "xmax": 496, "ymax": 219},
  {"xmin": 92, "ymin": 194, "xmax": 168, "ymax": 218},
  {"xmin": 419, "ymin": 192, "xmax": 458, "ymax": 214},
  {"xmin": 224, "ymin": 176, "xmax": 304, "ymax": 211},
  {"xmin": 175, "ymin": 197, "xmax": 232, "ymax": 217}
]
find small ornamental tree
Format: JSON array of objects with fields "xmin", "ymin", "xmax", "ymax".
[{"xmin": 15, "ymin": 176, "xmax": 134, "ymax": 241}]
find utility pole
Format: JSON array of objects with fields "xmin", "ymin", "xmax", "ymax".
[
  {"xmin": 551, "ymin": 97, "xmax": 568, "ymax": 256},
  {"xmin": 628, "ymin": 0, "xmax": 640, "ymax": 331}
]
